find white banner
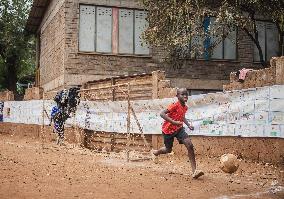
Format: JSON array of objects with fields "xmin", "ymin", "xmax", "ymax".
[{"xmin": 2, "ymin": 85, "xmax": 284, "ymax": 138}]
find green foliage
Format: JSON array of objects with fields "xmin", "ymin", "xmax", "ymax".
[
  {"xmin": 0, "ymin": 0, "xmax": 35, "ymax": 92},
  {"xmin": 141, "ymin": 0, "xmax": 284, "ymax": 65},
  {"xmin": 142, "ymin": 0, "xmax": 223, "ymax": 58}
]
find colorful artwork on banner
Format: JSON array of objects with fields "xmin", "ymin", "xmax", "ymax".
[{"xmin": 2, "ymin": 85, "xmax": 284, "ymax": 138}]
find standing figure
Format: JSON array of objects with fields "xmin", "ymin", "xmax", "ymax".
[
  {"xmin": 50, "ymin": 103, "xmax": 66, "ymax": 145},
  {"xmin": 49, "ymin": 87, "xmax": 80, "ymax": 146}
]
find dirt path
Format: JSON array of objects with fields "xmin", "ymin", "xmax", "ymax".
[{"xmin": 0, "ymin": 134, "xmax": 283, "ymax": 199}]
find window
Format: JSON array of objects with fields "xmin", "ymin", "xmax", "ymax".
[
  {"xmin": 211, "ymin": 31, "xmax": 237, "ymax": 60},
  {"xmin": 190, "ymin": 17, "xmax": 237, "ymax": 60},
  {"xmin": 254, "ymin": 21, "xmax": 279, "ymax": 62},
  {"xmin": 79, "ymin": 5, "xmax": 149, "ymax": 55}
]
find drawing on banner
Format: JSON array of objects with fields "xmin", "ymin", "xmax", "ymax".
[
  {"xmin": 270, "ymin": 99, "xmax": 284, "ymax": 112},
  {"xmin": 265, "ymin": 125, "xmax": 281, "ymax": 137},
  {"xmin": 239, "ymin": 113, "xmax": 254, "ymax": 124},
  {"xmin": 254, "ymin": 111, "xmax": 268, "ymax": 124},
  {"xmin": 242, "ymin": 88, "xmax": 256, "ymax": 101},
  {"xmin": 270, "ymin": 85, "xmax": 284, "ymax": 99},
  {"xmin": 255, "ymin": 99, "xmax": 269, "ymax": 111},
  {"xmin": 270, "ymin": 112, "xmax": 284, "ymax": 124},
  {"xmin": 255, "ymin": 87, "xmax": 269, "ymax": 99},
  {"xmin": 1, "ymin": 84, "xmax": 284, "ymax": 138}
]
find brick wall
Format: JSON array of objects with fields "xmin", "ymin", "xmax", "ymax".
[
  {"xmin": 23, "ymin": 87, "xmax": 43, "ymax": 100},
  {"xmin": 39, "ymin": 0, "xmax": 264, "ymax": 92},
  {"xmin": 0, "ymin": 91, "xmax": 14, "ymax": 101},
  {"xmin": 39, "ymin": 0, "xmax": 66, "ymax": 91},
  {"xmin": 223, "ymin": 56, "xmax": 284, "ymax": 91},
  {"xmin": 63, "ymin": 0, "xmax": 160, "ymax": 86}
]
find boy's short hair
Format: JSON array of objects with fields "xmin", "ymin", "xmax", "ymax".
[{"xmin": 177, "ymin": 88, "xmax": 188, "ymax": 95}]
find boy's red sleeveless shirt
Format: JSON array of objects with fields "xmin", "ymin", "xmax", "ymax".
[{"xmin": 162, "ymin": 101, "xmax": 188, "ymax": 134}]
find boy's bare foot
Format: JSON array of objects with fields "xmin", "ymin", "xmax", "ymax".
[
  {"xmin": 192, "ymin": 170, "xmax": 204, "ymax": 179},
  {"xmin": 152, "ymin": 149, "xmax": 159, "ymax": 156}
]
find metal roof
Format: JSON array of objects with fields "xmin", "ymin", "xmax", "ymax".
[{"xmin": 25, "ymin": 0, "xmax": 50, "ymax": 34}]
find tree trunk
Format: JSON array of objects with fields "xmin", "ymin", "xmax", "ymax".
[
  {"xmin": 279, "ymin": 32, "xmax": 284, "ymax": 56},
  {"xmin": 254, "ymin": 40, "xmax": 265, "ymax": 67},
  {"xmin": 6, "ymin": 55, "xmax": 17, "ymax": 92},
  {"xmin": 243, "ymin": 27, "xmax": 266, "ymax": 68},
  {"xmin": 276, "ymin": 22, "xmax": 284, "ymax": 56},
  {"xmin": 279, "ymin": 31, "xmax": 284, "ymax": 56}
]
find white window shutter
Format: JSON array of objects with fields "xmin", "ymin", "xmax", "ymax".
[
  {"xmin": 266, "ymin": 22, "xmax": 279, "ymax": 61},
  {"xmin": 119, "ymin": 9, "xmax": 134, "ymax": 54},
  {"xmin": 224, "ymin": 28, "xmax": 237, "ymax": 60},
  {"xmin": 79, "ymin": 5, "xmax": 96, "ymax": 52},
  {"xmin": 96, "ymin": 7, "xmax": 112, "ymax": 53},
  {"xmin": 134, "ymin": 10, "xmax": 149, "ymax": 55}
]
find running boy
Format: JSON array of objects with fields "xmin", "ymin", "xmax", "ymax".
[{"xmin": 153, "ymin": 88, "xmax": 204, "ymax": 179}]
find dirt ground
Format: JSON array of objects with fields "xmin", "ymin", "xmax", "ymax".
[{"xmin": 0, "ymin": 133, "xmax": 283, "ymax": 199}]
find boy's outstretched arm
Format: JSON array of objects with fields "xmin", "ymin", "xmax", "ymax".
[
  {"xmin": 160, "ymin": 109, "xmax": 182, "ymax": 125},
  {"xmin": 183, "ymin": 118, "xmax": 194, "ymax": 130}
]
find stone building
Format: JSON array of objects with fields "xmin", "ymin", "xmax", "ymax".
[{"xmin": 25, "ymin": 0, "xmax": 281, "ymax": 94}]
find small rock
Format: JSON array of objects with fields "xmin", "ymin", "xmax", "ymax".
[{"xmin": 271, "ymin": 180, "xmax": 278, "ymax": 186}]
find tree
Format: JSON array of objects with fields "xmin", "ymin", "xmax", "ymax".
[
  {"xmin": 221, "ymin": 0, "xmax": 284, "ymax": 65},
  {"xmin": 253, "ymin": 0, "xmax": 284, "ymax": 56},
  {"xmin": 141, "ymin": 0, "xmax": 283, "ymax": 67},
  {"xmin": 0, "ymin": 0, "xmax": 35, "ymax": 92}
]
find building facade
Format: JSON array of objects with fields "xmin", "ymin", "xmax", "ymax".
[{"xmin": 26, "ymin": 0, "xmax": 280, "ymax": 93}]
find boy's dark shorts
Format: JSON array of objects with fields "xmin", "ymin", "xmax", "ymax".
[{"xmin": 162, "ymin": 127, "xmax": 189, "ymax": 149}]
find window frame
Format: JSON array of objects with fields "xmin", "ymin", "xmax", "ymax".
[
  {"xmin": 196, "ymin": 18, "xmax": 238, "ymax": 61},
  {"xmin": 211, "ymin": 27, "xmax": 238, "ymax": 61},
  {"xmin": 78, "ymin": 4, "xmax": 151, "ymax": 56},
  {"xmin": 253, "ymin": 19, "xmax": 279, "ymax": 63},
  {"xmin": 185, "ymin": 18, "xmax": 238, "ymax": 61}
]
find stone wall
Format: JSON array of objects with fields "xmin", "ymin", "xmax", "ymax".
[
  {"xmin": 224, "ymin": 56, "xmax": 284, "ymax": 91},
  {"xmin": 23, "ymin": 87, "xmax": 44, "ymax": 100},
  {"xmin": 37, "ymin": 0, "xmax": 264, "ymax": 92},
  {"xmin": 0, "ymin": 91, "xmax": 14, "ymax": 101}
]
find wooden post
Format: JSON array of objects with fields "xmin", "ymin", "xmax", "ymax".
[
  {"xmin": 151, "ymin": 71, "xmax": 165, "ymax": 150},
  {"xmin": 111, "ymin": 78, "xmax": 115, "ymax": 101},
  {"xmin": 151, "ymin": 70, "xmax": 165, "ymax": 99},
  {"xmin": 126, "ymin": 83, "xmax": 131, "ymax": 162},
  {"xmin": 110, "ymin": 133, "xmax": 115, "ymax": 151},
  {"xmin": 73, "ymin": 110, "xmax": 81, "ymax": 148},
  {"xmin": 41, "ymin": 92, "xmax": 45, "ymax": 148},
  {"xmin": 130, "ymin": 106, "xmax": 150, "ymax": 149}
]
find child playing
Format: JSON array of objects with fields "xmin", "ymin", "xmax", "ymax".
[{"xmin": 152, "ymin": 88, "xmax": 204, "ymax": 179}]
